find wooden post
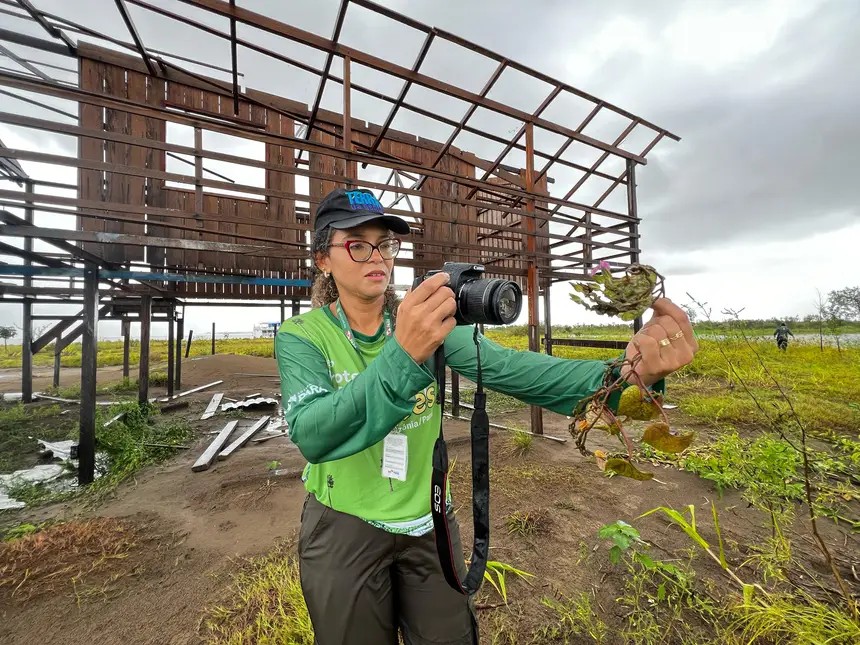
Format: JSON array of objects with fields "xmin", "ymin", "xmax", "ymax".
[
  {"xmin": 21, "ymin": 180, "xmax": 34, "ymax": 403},
  {"xmin": 185, "ymin": 329, "xmax": 193, "ymax": 358},
  {"xmin": 138, "ymin": 295, "xmax": 151, "ymax": 406},
  {"xmin": 543, "ymin": 281, "xmax": 553, "ymax": 356},
  {"xmin": 292, "ymin": 300, "xmax": 301, "ymax": 317},
  {"xmin": 122, "ymin": 319, "xmax": 130, "ymax": 379},
  {"xmin": 175, "ymin": 309, "xmax": 183, "ymax": 391},
  {"xmin": 52, "ymin": 344, "xmax": 61, "ymax": 388},
  {"xmin": 343, "ymin": 55, "xmax": 356, "ymax": 184},
  {"xmin": 78, "ymin": 264, "xmax": 98, "ymax": 485},
  {"xmin": 626, "ymin": 159, "xmax": 643, "ymax": 334},
  {"xmin": 194, "ymin": 127, "xmax": 203, "ymax": 219},
  {"xmin": 21, "ymin": 299, "xmax": 32, "ymax": 403},
  {"xmin": 211, "ymin": 322, "xmax": 215, "ymax": 355},
  {"xmin": 280, "ymin": 299, "xmax": 285, "ymax": 322},
  {"xmin": 524, "ymin": 123, "xmax": 543, "ymax": 434},
  {"xmin": 166, "ymin": 306, "xmax": 175, "ymax": 398}
]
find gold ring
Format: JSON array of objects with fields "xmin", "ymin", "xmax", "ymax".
[
  {"xmin": 658, "ymin": 338, "xmax": 671, "ymax": 348},
  {"xmin": 670, "ymin": 331, "xmax": 684, "ymax": 341}
]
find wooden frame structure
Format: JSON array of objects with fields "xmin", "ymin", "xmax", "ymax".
[{"xmin": 0, "ymin": 0, "xmax": 678, "ymax": 483}]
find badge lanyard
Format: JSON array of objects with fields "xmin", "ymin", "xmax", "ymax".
[
  {"xmin": 334, "ymin": 299, "xmax": 404, "ymax": 481},
  {"xmin": 334, "ymin": 299, "xmax": 392, "ymax": 366}
]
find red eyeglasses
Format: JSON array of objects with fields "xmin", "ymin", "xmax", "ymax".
[{"xmin": 329, "ymin": 238, "xmax": 401, "ymax": 262}]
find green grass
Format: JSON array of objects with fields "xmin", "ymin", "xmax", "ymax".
[
  {"xmin": 85, "ymin": 403, "xmax": 192, "ymax": 499},
  {"xmin": 201, "ymin": 541, "xmax": 313, "ymax": 645},
  {"xmin": 671, "ymin": 339, "xmax": 860, "ymax": 435},
  {"xmin": 507, "ymin": 428, "xmax": 533, "ymax": 456},
  {"xmin": 0, "ymin": 337, "xmax": 276, "ymax": 369},
  {"xmin": 41, "ymin": 374, "xmax": 169, "ymax": 401},
  {"xmin": 505, "ymin": 509, "xmax": 550, "ymax": 537},
  {"xmin": 730, "ymin": 593, "xmax": 860, "ymax": 645}
]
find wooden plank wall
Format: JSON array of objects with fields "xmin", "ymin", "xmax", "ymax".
[
  {"xmin": 475, "ymin": 176, "xmax": 550, "ymax": 289},
  {"xmin": 77, "ymin": 53, "xmax": 311, "ymax": 298},
  {"xmin": 77, "ymin": 57, "xmax": 107, "ymax": 259},
  {"xmin": 417, "ymin": 152, "xmax": 478, "ymax": 269},
  {"xmin": 75, "ymin": 47, "xmax": 559, "ymax": 298},
  {"xmin": 160, "ymin": 188, "xmax": 303, "ymax": 298}
]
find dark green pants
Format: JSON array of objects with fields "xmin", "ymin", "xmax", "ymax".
[{"xmin": 299, "ymin": 494, "xmax": 477, "ymax": 645}]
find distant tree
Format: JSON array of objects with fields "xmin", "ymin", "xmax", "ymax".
[
  {"xmin": 813, "ymin": 290, "xmax": 828, "ymax": 352},
  {"xmin": 827, "ymin": 286, "xmax": 860, "ymax": 321},
  {"xmin": 0, "ymin": 326, "xmax": 17, "ymax": 348},
  {"xmin": 825, "ymin": 301, "xmax": 844, "ymax": 353}
]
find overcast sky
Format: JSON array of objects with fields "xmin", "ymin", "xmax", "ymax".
[{"xmin": 1, "ymin": 0, "xmax": 858, "ymax": 339}]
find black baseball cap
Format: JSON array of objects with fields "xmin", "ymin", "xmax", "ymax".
[{"xmin": 314, "ymin": 188, "xmax": 410, "ymax": 234}]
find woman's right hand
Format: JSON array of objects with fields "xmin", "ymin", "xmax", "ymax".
[{"xmin": 395, "ymin": 272, "xmax": 457, "ymax": 363}]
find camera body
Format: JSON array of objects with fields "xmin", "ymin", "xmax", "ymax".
[{"xmin": 413, "ymin": 262, "xmax": 523, "ymax": 326}]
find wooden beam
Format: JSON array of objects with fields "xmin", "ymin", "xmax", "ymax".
[
  {"xmin": 78, "ymin": 264, "xmax": 98, "ymax": 485},
  {"xmin": 218, "ymin": 416, "xmax": 271, "ymax": 460},
  {"xmin": 192, "ymin": 420, "xmax": 238, "ymax": 472}
]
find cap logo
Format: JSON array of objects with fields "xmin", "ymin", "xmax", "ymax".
[{"xmin": 346, "ymin": 190, "xmax": 383, "ymax": 214}]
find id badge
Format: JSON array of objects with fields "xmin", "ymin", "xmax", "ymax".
[{"xmin": 382, "ymin": 433, "xmax": 408, "ymax": 481}]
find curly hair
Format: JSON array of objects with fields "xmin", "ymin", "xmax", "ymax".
[{"xmin": 310, "ymin": 226, "xmax": 400, "ymax": 317}]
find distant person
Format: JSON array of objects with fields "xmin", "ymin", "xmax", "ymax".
[{"xmin": 774, "ymin": 322, "xmax": 794, "ymax": 351}]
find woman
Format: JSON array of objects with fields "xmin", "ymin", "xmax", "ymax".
[{"xmin": 276, "ymin": 187, "xmax": 697, "ymax": 645}]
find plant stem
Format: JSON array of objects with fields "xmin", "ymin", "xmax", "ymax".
[{"xmin": 723, "ymin": 305, "xmax": 857, "ymax": 619}]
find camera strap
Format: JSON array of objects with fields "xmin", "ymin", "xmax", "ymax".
[{"xmin": 431, "ymin": 327, "xmax": 490, "ymax": 596}]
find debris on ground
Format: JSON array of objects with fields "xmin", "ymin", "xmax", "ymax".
[
  {"xmin": 158, "ymin": 380, "xmax": 224, "ymax": 403},
  {"xmin": 192, "ymin": 420, "xmax": 239, "ymax": 472},
  {"xmin": 103, "ymin": 411, "xmax": 126, "ymax": 427},
  {"xmin": 160, "ymin": 400, "xmax": 190, "ymax": 414},
  {"xmin": 201, "ymin": 393, "xmax": 224, "ymax": 420},
  {"xmin": 0, "ymin": 464, "xmax": 66, "ymax": 510},
  {"xmin": 218, "ymin": 416, "xmax": 271, "ymax": 460},
  {"xmin": 33, "ymin": 393, "xmax": 119, "ymax": 406},
  {"xmin": 221, "ymin": 397, "xmax": 278, "ymax": 412},
  {"xmin": 37, "ymin": 439, "xmax": 77, "ymax": 461}
]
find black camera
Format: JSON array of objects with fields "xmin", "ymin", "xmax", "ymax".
[{"xmin": 413, "ymin": 262, "xmax": 523, "ymax": 326}]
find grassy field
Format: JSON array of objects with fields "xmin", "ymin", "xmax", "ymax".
[
  {"xmin": 486, "ymin": 324, "xmax": 860, "ymax": 437},
  {"xmin": 0, "ymin": 337, "xmax": 277, "ymax": 370},
  {"xmin": 0, "ymin": 318, "xmax": 857, "ymax": 370}
]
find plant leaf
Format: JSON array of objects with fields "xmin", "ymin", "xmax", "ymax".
[
  {"xmin": 639, "ymin": 506, "xmax": 710, "ymax": 551},
  {"xmin": 604, "ymin": 458, "xmax": 654, "ymax": 481},
  {"xmin": 617, "ymin": 386, "xmax": 661, "ymax": 421},
  {"xmin": 711, "ymin": 501, "xmax": 728, "ymax": 570},
  {"xmin": 642, "ymin": 422, "xmax": 694, "ymax": 454},
  {"xmin": 484, "ymin": 569, "xmax": 501, "ymax": 598},
  {"xmin": 594, "ymin": 449, "xmax": 608, "ymax": 471},
  {"xmin": 497, "ymin": 568, "xmax": 508, "ymax": 603},
  {"xmin": 742, "ymin": 583, "xmax": 755, "ymax": 606}
]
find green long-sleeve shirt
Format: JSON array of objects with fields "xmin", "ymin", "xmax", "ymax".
[{"xmin": 276, "ymin": 305, "xmax": 618, "ymax": 535}]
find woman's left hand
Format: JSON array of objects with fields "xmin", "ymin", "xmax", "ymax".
[{"xmin": 621, "ymin": 298, "xmax": 698, "ymax": 387}]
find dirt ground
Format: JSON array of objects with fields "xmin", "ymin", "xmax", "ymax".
[{"xmin": 0, "ymin": 354, "xmax": 855, "ymax": 644}]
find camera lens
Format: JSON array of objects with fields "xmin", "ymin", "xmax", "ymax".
[
  {"xmin": 496, "ymin": 283, "xmax": 521, "ymax": 322},
  {"xmin": 459, "ymin": 278, "xmax": 522, "ymax": 325}
]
